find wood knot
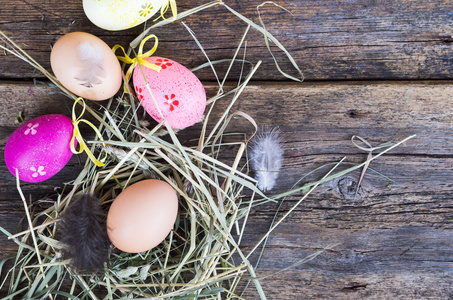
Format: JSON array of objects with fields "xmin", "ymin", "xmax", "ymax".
[
  {"xmin": 336, "ymin": 177, "xmax": 358, "ymax": 198},
  {"xmin": 346, "ymin": 109, "xmax": 360, "ymax": 118},
  {"xmin": 341, "ymin": 282, "xmax": 368, "ymax": 292}
]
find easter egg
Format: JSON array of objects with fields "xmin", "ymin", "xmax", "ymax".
[
  {"xmin": 4, "ymin": 115, "xmax": 75, "ymax": 183},
  {"xmin": 133, "ymin": 57, "xmax": 206, "ymax": 129},
  {"xmin": 50, "ymin": 32, "xmax": 122, "ymax": 101},
  {"xmin": 83, "ymin": 0, "xmax": 166, "ymax": 31},
  {"xmin": 106, "ymin": 179, "xmax": 178, "ymax": 253}
]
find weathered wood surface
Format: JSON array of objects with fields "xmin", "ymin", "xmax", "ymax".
[
  {"xmin": 1, "ymin": 81, "xmax": 453, "ymax": 298},
  {"xmin": 1, "ymin": 0, "xmax": 453, "ymax": 298},
  {"xmin": 1, "ymin": 0, "xmax": 453, "ymax": 81}
]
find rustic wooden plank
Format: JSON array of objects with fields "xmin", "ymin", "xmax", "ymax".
[
  {"xmin": 237, "ymin": 220, "xmax": 453, "ymax": 299},
  {"xmin": 1, "ymin": 0, "xmax": 453, "ymax": 81},
  {"xmin": 246, "ymin": 156, "xmax": 453, "ymax": 231},
  {"xmin": 2, "ymin": 80, "xmax": 452, "ymax": 151}
]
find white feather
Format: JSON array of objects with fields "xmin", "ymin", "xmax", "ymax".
[
  {"xmin": 249, "ymin": 127, "xmax": 284, "ymax": 191},
  {"xmin": 74, "ymin": 41, "xmax": 106, "ymax": 88}
]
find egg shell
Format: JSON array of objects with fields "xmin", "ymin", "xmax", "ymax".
[
  {"xmin": 50, "ymin": 32, "xmax": 122, "ymax": 101},
  {"xmin": 107, "ymin": 179, "xmax": 178, "ymax": 253},
  {"xmin": 133, "ymin": 57, "xmax": 206, "ymax": 129},
  {"xmin": 83, "ymin": 0, "xmax": 166, "ymax": 31},
  {"xmin": 4, "ymin": 115, "xmax": 76, "ymax": 183}
]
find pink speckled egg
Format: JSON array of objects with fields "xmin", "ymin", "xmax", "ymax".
[
  {"xmin": 133, "ymin": 57, "xmax": 206, "ymax": 129},
  {"xmin": 4, "ymin": 114, "xmax": 76, "ymax": 183}
]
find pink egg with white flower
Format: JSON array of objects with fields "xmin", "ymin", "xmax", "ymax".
[
  {"xmin": 4, "ymin": 114, "xmax": 76, "ymax": 183},
  {"xmin": 133, "ymin": 57, "xmax": 206, "ymax": 129}
]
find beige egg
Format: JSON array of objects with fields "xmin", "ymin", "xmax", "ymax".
[
  {"xmin": 50, "ymin": 32, "xmax": 122, "ymax": 101},
  {"xmin": 107, "ymin": 179, "xmax": 178, "ymax": 253}
]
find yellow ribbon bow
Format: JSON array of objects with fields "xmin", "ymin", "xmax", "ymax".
[
  {"xmin": 71, "ymin": 98, "xmax": 107, "ymax": 167},
  {"xmin": 159, "ymin": 0, "xmax": 177, "ymax": 21},
  {"xmin": 112, "ymin": 35, "xmax": 161, "ymax": 90}
]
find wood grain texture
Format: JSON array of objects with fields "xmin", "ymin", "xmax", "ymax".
[
  {"xmin": 1, "ymin": 81, "xmax": 452, "ymax": 298},
  {"xmin": 1, "ymin": 0, "xmax": 452, "ymax": 297},
  {"xmin": 1, "ymin": 0, "xmax": 453, "ymax": 81}
]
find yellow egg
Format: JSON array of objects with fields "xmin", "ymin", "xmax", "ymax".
[
  {"xmin": 106, "ymin": 179, "xmax": 178, "ymax": 253},
  {"xmin": 50, "ymin": 32, "xmax": 122, "ymax": 101},
  {"xmin": 83, "ymin": 0, "xmax": 166, "ymax": 31}
]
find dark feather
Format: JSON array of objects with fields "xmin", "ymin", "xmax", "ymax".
[{"xmin": 59, "ymin": 193, "xmax": 110, "ymax": 273}]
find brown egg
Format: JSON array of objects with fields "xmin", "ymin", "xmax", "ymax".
[
  {"xmin": 50, "ymin": 32, "xmax": 122, "ymax": 101},
  {"xmin": 106, "ymin": 179, "xmax": 178, "ymax": 253}
]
